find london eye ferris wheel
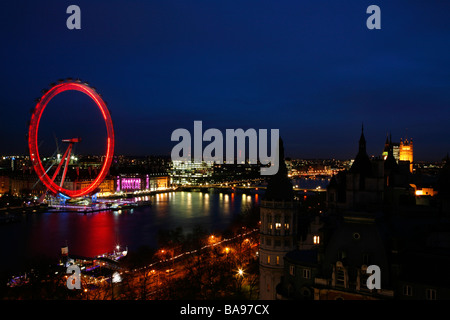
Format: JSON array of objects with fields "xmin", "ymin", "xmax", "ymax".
[{"xmin": 27, "ymin": 79, "xmax": 115, "ymax": 199}]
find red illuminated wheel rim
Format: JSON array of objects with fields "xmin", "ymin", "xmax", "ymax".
[{"xmin": 28, "ymin": 80, "xmax": 114, "ymax": 198}]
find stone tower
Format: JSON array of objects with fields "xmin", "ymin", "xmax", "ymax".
[
  {"xmin": 399, "ymin": 138, "xmax": 413, "ymax": 172},
  {"xmin": 259, "ymin": 138, "xmax": 298, "ymax": 300}
]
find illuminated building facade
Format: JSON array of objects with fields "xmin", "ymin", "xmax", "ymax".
[
  {"xmin": 382, "ymin": 135, "xmax": 399, "ymax": 162},
  {"xmin": 115, "ymin": 174, "xmax": 170, "ymax": 193},
  {"xmin": 75, "ymin": 178, "xmax": 115, "ymax": 196},
  {"xmin": 9, "ymin": 175, "xmax": 47, "ymax": 196},
  {"xmin": 382, "ymin": 135, "xmax": 413, "ymax": 173},
  {"xmin": 0, "ymin": 176, "xmax": 9, "ymax": 195},
  {"xmin": 170, "ymin": 160, "xmax": 214, "ymax": 185},
  {"xmin": 399, "ymin": 138, "xmax": 413, "ymax": 172}
]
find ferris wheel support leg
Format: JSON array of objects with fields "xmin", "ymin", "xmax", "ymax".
[
  {"xmin": 50, "ymin": 144, "xmax": 72, "ymax": 184},
  {"xmin": 59, "ymin": 144, "xmax": 73, "ymax": 189},
  {"xmin": 37, "ymin": 145, "xmax": 72, "ymax": 203}
]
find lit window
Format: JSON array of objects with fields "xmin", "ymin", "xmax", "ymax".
[
  {"xmin": 267, "ymin": 255, "xmax": 270, "ymax": 264},
  {"xmin": 276, "ymin": 256, "xmax": 280, "ymax": 265},
  {"xmin": 313, "ymin": 235, "xmax": 320, "ymax": 244},
  {"xmin": 275, "ymin": 215, "xmax": 281, "ymax": 235}
]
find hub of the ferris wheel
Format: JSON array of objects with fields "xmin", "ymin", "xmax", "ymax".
[{"xmin": 41, "ymin": 137, "xmax": 97, "ymax": 205}]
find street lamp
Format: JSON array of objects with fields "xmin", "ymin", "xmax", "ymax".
[
  {"xmin": 208, "ymin": 235, "xmax": 217, "ymax": 245},
  {"xmin": 236, "ymin": 268, "xmax": 245, "ymax": 292}
]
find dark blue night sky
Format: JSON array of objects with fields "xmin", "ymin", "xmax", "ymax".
[{"xmin": 1, "ymin": 0, "xmax": 450, "ymax": 161}]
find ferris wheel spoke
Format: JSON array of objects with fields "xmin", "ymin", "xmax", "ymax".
[
  {"xmin": 32, "ymin": 146, "xmax": 63, "ymax": 193},
  {"xmin": 32, "ymin": 162, "xmax": 55, "ymax": 190}
]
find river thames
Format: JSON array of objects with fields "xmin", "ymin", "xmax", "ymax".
[
  {"xmin": 0, "ymin": 178, "xmax": 329, "ymax": 273},
  {"xmin": 1, "ymin": 191, "xmax": 260, "ymax": 272}
]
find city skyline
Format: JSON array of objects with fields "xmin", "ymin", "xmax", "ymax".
[
  {"xmin": 0, "ymin": 131, "xmax": 445, "ymax": 166},
  {"xmin": 1, "ymin": 1, "xmax": 450, "ymax": 161},
  {"xmin": 3, "ymin": 1, "xmax": 450, "ymax": 306}
]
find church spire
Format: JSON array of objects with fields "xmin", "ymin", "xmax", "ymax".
[
  {"xmin": 359, "ymin": 123, "xmax": 366, "ymax": 154},
  {"xmin": 350, "ymin": 124, "xmax": 372, "ymax": 176},
  {"xmin": 263, "ymin": 137, "xmax": 294, "ymax": 202}
]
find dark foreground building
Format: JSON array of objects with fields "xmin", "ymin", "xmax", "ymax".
[{"xmin": 271, "ymin": 128, "xmax": 450, "ymax": 300}]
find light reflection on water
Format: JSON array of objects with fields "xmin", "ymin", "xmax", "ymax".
[
  {"xmin": 0, "ymin": 191, "xmax": 260, "ymax": 272},
  {"xmin": 0, "ymin": 177, "xmax": 329, "ymax": 272}
]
